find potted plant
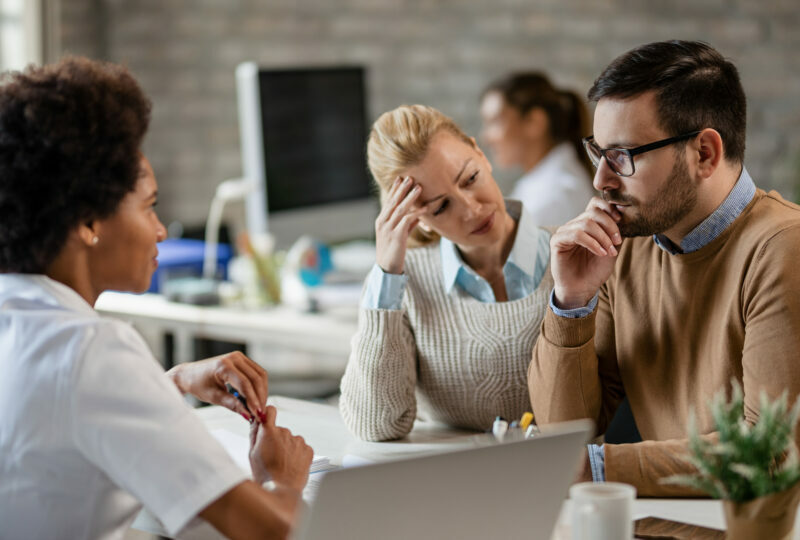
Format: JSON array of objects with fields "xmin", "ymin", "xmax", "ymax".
[{"xmin": 665, "ymin": 380, "xmax": 800, "ymax": 539}]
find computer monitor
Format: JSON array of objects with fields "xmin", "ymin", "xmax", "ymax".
[{"xmin": 236, "ymin": 62, "xmax": 378, "ymax": 249}]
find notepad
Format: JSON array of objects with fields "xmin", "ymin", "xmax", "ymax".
[{"xmin": 210, "ymin": 428, "xmax": 331, "ymax": 474}]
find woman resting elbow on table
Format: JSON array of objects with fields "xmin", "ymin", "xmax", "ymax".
[
  {"xmin": 0, "ymin": 58, "xmax": 312, "ymax": 540},
  {"xmin": 339, "ymin": 105, "xmax": 553, "ymax": 441}
]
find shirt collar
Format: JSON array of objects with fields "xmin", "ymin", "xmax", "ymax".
[
  {"xmin": 0, "ymin": 273, "xmax": 97, "ymax": 316},
  {"xmin": 440, "ymin": 199, "xmax": 539, "ymax": 292},
  {"xmin": 505, "ymin": 199, "xmax": 540, "ymax": 277},
  {"xmin": 653, "ymin": 167, "xmax": 756, "ymax": 255}
]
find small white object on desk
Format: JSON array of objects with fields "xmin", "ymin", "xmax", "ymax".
[
  {"xmin": 569, "ymin": 482, "xmax": 636, "ymax": 540},
  {"xmin": 492, "ymin": 416, "xmax": 508, "ymax": 441}
]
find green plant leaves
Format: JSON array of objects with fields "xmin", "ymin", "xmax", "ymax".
[{"xmin": 662, "ymin": 379, "xmax": 800, "ymax": 502}]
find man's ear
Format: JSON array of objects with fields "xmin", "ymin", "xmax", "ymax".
[{"xmin": 694, "ymin": 128, "xmax": 724, "ymax": 179}]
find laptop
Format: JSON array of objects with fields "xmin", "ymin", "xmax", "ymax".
[{"xmin": 292, "ymin": 419, "xmax": 593, "ymax": 540}]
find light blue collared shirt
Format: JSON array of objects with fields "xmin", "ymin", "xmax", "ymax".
[
  {"xmin": 653, "ymin": 167, "xmax": 756, "ymax": 255},
  {"xmin": 550, "ymin": 167, "xmax": 757, "ymax": 481},
  {"xmin": 362, "ymin": 200, "xmax": 550, "ymax": 309}
]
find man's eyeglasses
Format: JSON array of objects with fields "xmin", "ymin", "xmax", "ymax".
[{"xmin": 582, "ymin": 130, "xmax": 702, "ymax": 177}]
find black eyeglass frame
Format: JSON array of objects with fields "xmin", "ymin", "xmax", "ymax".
[{"xmin": 582, "ymin": 130, "xmax": 703, "ymax": 177}]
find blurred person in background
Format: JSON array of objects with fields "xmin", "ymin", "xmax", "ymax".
[{"xmin": 481, "ymin": 72, "xmax": 595, "ymax": 226}]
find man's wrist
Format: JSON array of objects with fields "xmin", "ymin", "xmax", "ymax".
[
  {"xmin": 549, "ymin": 289, "xmax": 599, "ymax": 321},
  {"xmin": 552, "ymin": 287, "xmax": 597, "ymax": 310},
  {"xmin": 587, "ymin": 444, "xmax": 606, "ymax": 482}
]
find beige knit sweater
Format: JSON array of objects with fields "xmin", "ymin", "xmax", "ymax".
[{"xmin": 340, "ymin": 244, "xmax": 553, "ymax": 441}]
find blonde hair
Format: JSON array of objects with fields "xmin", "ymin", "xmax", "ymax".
[{"xmin": 367, "ymin": 104, "xmax": 474, "ymax": 247}]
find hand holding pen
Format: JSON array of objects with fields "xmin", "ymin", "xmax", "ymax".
[
  {"xmin": 166, "ymin": 351, "xmax": 269, "ymax": 423},
  {"xmin": 249, "ymin": 405, "xmax": 313, "ymax": 489}
]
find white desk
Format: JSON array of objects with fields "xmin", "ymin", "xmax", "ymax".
[
  {"xmin": 197, "ymin": 395, "xmax": 490, "ymax": 466},
  {"xmin": 96, "ymin": 292, "xmax": 358, "ymax": 377},
  {"xmin": 134, "ymin": 396, "xmax": 485, "ymax": 539},
  {"xmin": 134, "ymin": 397, "xmax": 743, "ymax": 540}
]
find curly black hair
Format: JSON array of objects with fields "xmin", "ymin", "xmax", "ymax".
[{"xmin": 0, "ymin": 56, "xmax": 151, "ymax": 273}]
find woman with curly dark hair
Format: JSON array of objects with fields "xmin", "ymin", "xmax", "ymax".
[{"xmin": 0, "ymin": 57, "xmax": 312, "ymax": 539}]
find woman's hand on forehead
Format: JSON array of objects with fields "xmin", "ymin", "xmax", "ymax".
[{"xmin": 374, "ymin": 175, "xmax": 433, "ymax": 274}]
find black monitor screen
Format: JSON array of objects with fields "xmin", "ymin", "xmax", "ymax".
[{"xmin": 258, "ymin": 67, "xmax": 371, "ymax": 212}]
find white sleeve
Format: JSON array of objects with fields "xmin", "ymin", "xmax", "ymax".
[{"xmin": 70, "ymin": 320, "xmax": 249, "ymax": 536}]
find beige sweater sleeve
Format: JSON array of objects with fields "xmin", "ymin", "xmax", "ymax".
[
  {"xmin": 604, "ymin": 439, "xmax": 710, "ymax": 496},
  {"xmin": 339, "ymin": 307, "xmax": 418, "ymax": 441},
  {"xmin": 530, "ymin": 301, "xmax": 705, "ymax": 496},
  {"xmin": 528, "ymin": 288, "xmax": 625, "ymax": 433}
]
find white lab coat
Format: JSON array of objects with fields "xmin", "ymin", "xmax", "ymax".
[
  {"xmin": 0, "ymin": 274, "xmax": 248, "ymax": 539},
  {"xmin": 510, "ymin": 142, "xmax": 595, "ymax": 227}
]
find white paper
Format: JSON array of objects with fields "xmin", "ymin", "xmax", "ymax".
[{"xmin": 210, "ymin": 429, "xmax": 330, "ymax": 475}]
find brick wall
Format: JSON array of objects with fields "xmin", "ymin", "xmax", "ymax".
[
  {"xmin": 58, "ymin": 0, "xmax": 800, "ymax": 229},
  {"xmin": 59, "ymin": 0, "xmax": 105, "ymax": 60}
]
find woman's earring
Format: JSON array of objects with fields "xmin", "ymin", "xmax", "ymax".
[
  {"xmin": 418, "ymin": 223, "xmax": 432, "ymax": 234},
  {"xmin": 92, "ymin": 236, "xmax": 99, "ymax": 245}
]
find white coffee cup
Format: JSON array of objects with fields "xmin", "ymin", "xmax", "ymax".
[{"xmin": 569, "ymin": 482, "xmax": 636, "ymax": 540}]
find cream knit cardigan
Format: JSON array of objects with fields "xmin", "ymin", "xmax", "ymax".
[{"xmin": 340, "ymin": 243, "xmax": 553, "ymax": 441}]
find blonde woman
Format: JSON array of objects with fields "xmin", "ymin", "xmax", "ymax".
[{"xmin": 340, "ymin": 105, "xmax": 553, "ymax": 441}]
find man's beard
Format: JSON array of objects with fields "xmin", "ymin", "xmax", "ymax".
[{"xmin": 604, "ymin": 157, "xmax": 697, "ymax": 238}]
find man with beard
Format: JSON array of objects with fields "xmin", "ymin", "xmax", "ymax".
[{"xmin": 529, "ymin": 40, "xmax": 800, "ymax": 495}]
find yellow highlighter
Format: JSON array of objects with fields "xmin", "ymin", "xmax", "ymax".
[{"xmin": 520, "ymin": 412, "xmax": 534, "ymax": 432}]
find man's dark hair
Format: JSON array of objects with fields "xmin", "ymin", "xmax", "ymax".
[
  {"xmin": 587, "ymin": 40, "xmax": 746, "ymax": 164},
  {"xmin": 0, "ymin": 56, "xmax": 151, "ymax": 273}
]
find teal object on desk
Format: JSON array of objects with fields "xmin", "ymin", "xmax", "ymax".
[
  {"xmin": 148, "ymin": 239, "xmax": 232, "ymax": 293},
  {"xmin": 296, "ymin": 241, "xmax": 333, "ymax": 287}
]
